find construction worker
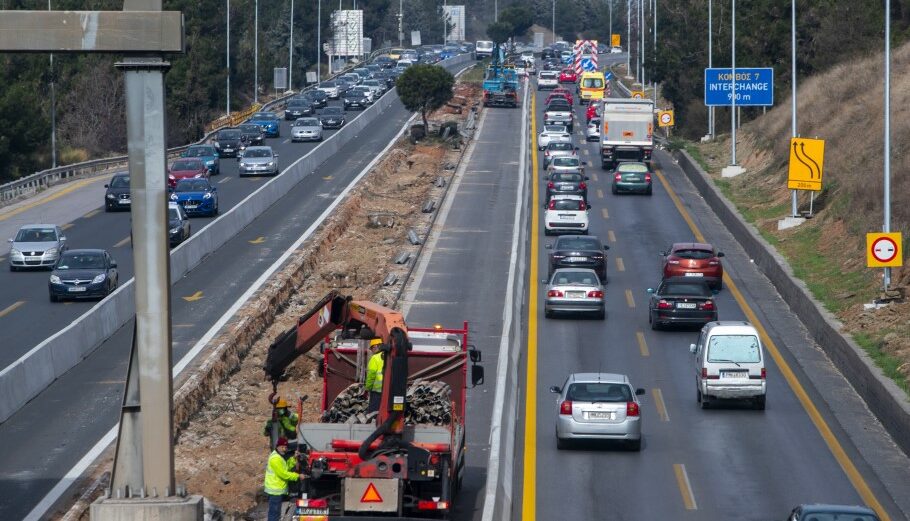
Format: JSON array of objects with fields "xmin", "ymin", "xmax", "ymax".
[
  {"xmin": 365, "ymin": 338, "xmax": 385, "ymax": 413},
  {"xmin": 264, "ymin": 436, "xmax": 299, "ymax": 521},
  {"xmin": 262, "ymin": 397, "xmax": 299, "ymax": 440}
]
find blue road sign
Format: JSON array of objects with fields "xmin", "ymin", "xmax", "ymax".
[
  {"xmin": 604, "ymin": 71, "xmax": 613, "ymax": 80},
  {"xmin": 580, "ymin": 58, "xmax": 596, "ymax": 71},
  {"xmin": 704, "ymin": 67, "xmax": 774, "ymax": 107}
]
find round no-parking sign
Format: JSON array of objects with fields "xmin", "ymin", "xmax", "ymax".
[{"xmin": 866, "ymin": 233, "xmax": 903, "ymax": 268}]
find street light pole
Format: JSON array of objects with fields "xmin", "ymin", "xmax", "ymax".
[
  {"xmin": 626, "ymin": 0, "xmax": 631, "ymax": 74},
  {"xmin": 609, "ymin": 0, "xmax": 612, "ymax": 46},
  {"xmin": 289, "ymin": 0, "xmax": 294, "ymax": 91},
  {"xmin": 639, "ymin": 0, "xmax": 643, "ymax": 85},
  {"xmin": 443, "ymin": 0, "xmax": 447, "ymax": 45},
  {"xmin": 317, "ymin": 0, "xmax": 322, "ymax": 84},
  {"xmin": 552, "ymin": 0, "xmax": 556, "ymax": 44},
  {"xmin": 398, "ymin": 0, "xmax": 403, "ymax": 47},
  {"xmin": 730, "ymin": 0, "xmax": 737, "ymax": 165},
  {"xmin": 884, "ymin": 0, "xmax": 892, "ymax": 289},
  {"xmin": 789, "ymin": 0, "xmax": 798, "ymax": 217},
  {"xmin": 49, "ymin": 0, "xmax": 56, "ymax": 168},
  {"xmin": 226, "ymin": 0, "xmax": 230, "ymax": 115},
  {"xmin": 254, "ymin": 0, "xmax": 258, "ymax": 103},
  {"xmin": 708, "ymin": 0, "xmax": 713, "ymax": 139}
]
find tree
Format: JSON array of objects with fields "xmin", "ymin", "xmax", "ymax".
[
  {"xmin": 486, "ymin": 21, "xmax": 513, "ymax": 46},
  {"xmin": 396, "ymin": 64, "xmax": 455, "ymax": 130},
  {"xmin": 499, "ymin": 5, "xmax": 534, "ymax": 39}
]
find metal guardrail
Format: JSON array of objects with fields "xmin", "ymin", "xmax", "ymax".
[{"xmin": 0, "ymin": 47, "xmax": 397, "ymax": 206}]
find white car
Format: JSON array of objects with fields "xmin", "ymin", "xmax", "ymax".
[
  {"xmin": 690, "ymin": 321, "xmax": 767, "ymax": 410},
  {"xmin": 521, "ymin": 51, "xmax": 536, "ymax": 66},
  {"xmin": 586, "ymin": 118, "xmax": 601, "ymax": 142},
  {"xmin": 538, "ymin": 70, "xmax": 558, "ymax": 90},
  {"xmin": 514, "ymin": 64, "xmax": 528, "ymax": 77},
  {"xmin": 545, "ymin": 195, "xmax": 589, "ymax": 235},
  {"xmin": 316, "ymin": 81, "xmax": 340, "ymax": 99},
  {"xmin": 611, "ymin": 46, "xmax": 623, "ymax": 54},
  {"xmin": 537, "ymin": 125, "xmax": 572, "ymax": 150}
]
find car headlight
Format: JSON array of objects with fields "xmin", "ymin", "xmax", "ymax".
[
  {"xmin": 170, "ymin": 227, "xmax": 180, "ymax": 234},
  {"xmin": 170, "ymin": 193, "xmax": 178, "ymax": 200},
  {"xmin": 44, "ymin": 248, "xmax": 58, "ymax": 256},
  {"xmin": 267, "ymin": 161, "xmax": 275, "ymax": 167},
  {"xmin": 214, "ymin": 142, "xmax": 221, "ymax": 148},
  {"xmin": 194, "ymin": 173, "xmax": 205, "ymax": 178},
  {"xmin": 239, "ymin": 163, "xmax": 249, "ymax": 168},
  {"xmin": 50, "ymin": 274, "xmax": 61, "ymax": 284},
  {"xmin": 10, "ymin": 248, "xmax": 21, "ymax": 256},
  {"xmin": 92, "ymin": 273, "xmax": 106, "ymax": 284},
  {"xmin": 203, "ymin": 192, "xmax": 213, "ymax": 199},
  {"xmin": 106, "ymin": 194, "xmax": 116, "ymax": 199},
  {"xmin": 205, "ymin": 160, "xmax": 215, "ymax": 166}
]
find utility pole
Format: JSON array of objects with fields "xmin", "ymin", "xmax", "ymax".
[
  {"xmin": 48, "ymin": 0, "xmax": 56, "ymax": 169},
  {"xmin": 626, "ymin": 0, "xmax": 631, "ymax": 74},
  {"xmin": 226, "ymin": 0, "xmax": 230, "ymax": 115},
  {"xmin": 443, "ymin": 0, "xmax": 447, "ymax": 45},
  {"xmin": 708, "ymin": 0, "xmax": 713, "ymax": 139},
  {"xmin": 730, "ymin": 0, "xmax": 737, "ymax": 164},
  {"xmin": 289, "ymin": 0, "xmax": 294, "ymax": 90},
  {"xmin": 398, "ymin": 0, "xmax": 402, "ymax": 47},
  {"xmin": 317, "ymin": 0, "xmax": 322, "ymax": 84},
  {"xmin": 884, "ymin": 0, "xmax": 892, "ymax": 289},
  {"xmin": 552, "ymin": 0, "xmax": 556, "ymax": 44},
  {"xmin": 652, "ymin": 0, "xmax": 656, "ymax": 96},
  {"xmin": 638, "ymin": 0, "xmax": 643, "ymax": 84},
  {"xmin": 609, "ymin": 0, "xmax": 612, "ymax": 46},
  {"xmin": 254, "ymin": 0, "xmax": 258, "ymax": 103},
  {"xmin": 790, "ymin": 0, "xmax": 798, "ymax": 217}
]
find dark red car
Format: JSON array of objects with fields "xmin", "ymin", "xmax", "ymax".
[
  {"xmin": 559, "ymin": 68, "xmax": 577, "ymax": 83},
  {"xmin": 167, "ymin": 158, "xmax": 209, "ymax": 188},
  {"xmin": 550, "ymin": 87, "xmax": 575, "ymax": 105},
  {"xmin": 586, "ymin": 102, "xmax": 601, "ymax": 122},
  {"xmin": 661, "ymin": 243, "xmax": 725, "ymax": 290}
]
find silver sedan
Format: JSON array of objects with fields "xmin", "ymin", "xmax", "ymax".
[
  {"xmin": 291, "ymin": 117, "xmax": 324, "ymax": 142},
  {"xmin": 238, "ymin": 146, "xmax": 279, "ymax": 177},
  {"xmin": 550, "ymin": 373, "xmax": 645, "ymax": 450},
  {"xmin": 544, "ymin": 268, "xmax": 604, "ymax": 319},
  {"xmin": 8, "ymin": 224, "xmax": 67, "ymax": 271}
]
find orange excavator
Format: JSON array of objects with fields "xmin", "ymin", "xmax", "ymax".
[{"xmin": 264, "ymin": 291, "xmax": 483, "ymax": 519}]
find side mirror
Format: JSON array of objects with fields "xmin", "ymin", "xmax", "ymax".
[
  {"xmin": 60, "ymin": 236, "xmax": 67, "ymax": 242},
  {"xmin": 211, "ymin": 187, "xmax": 217, "ymax": 192},
  {"xmin": 659, "ymin": 251, "xmax": 667, "ymax": 256},
  {"xmin": 468, "ymin": 347, "xmax": 482, "ymax": 363},
  {"xmin": 471, "ymin": 365, "xmax": 484, "ymax": 387},
  {"xmin": 689, "ymin": 343, "xmax": 697, "ymax": 354},
  {"xmin": 635, "ymin": 388, "xmax": 646, "ymax": 396},
  {"xmin": 104, "ymin": 184, "xmax": 109, "ymax": 188},
  {"xmin": 585, "ymin": 176, "xmax": 590, "ymax": 180},
  {"xmin": 540, "ymin": 278, "xmax": 549, "ymax": 284},
  {"xmin": 110, "ymin": 261, "xmax": 118, "ymax": 268},
  {"xmin": 7, "ymin": 238, "xmax": 12, "ymax": 243},
  {"xmin": 586, "ymin": 203, "xmax": 592, "ymax": 210},
  {"xmin": 646, "ymin": 288, "xmax": 654, "ymax": 294},
  {"xmin": 274, "ymin": 153, "xmax": 279, "ymax": 158},
  {"xmin": 549, "ymin": 386, "xmax": 562, "ymax": 394},
  {"xmin": 545, "ymin": 243, "xmax": 553, "ymax": 249},
  {"xmin": 717, "ymin": 252, "xmax": 725, "ymax": 257},
  {"xmin": 574, "ymin": 146, "xmax": 579, "ymax": 151},
  {"xmin": 603, "ymin": 245, "xmax": 610, "ymax": 250}
]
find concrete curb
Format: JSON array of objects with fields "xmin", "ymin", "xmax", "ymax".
[
  {"xmin": 672, "ymin": 148, "xmax": 910, "ymax": 457},
  {"xmin": 0, "ymin": 55, "xmax": 473, "ymax": 424}
]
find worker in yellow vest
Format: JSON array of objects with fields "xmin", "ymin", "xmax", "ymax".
[
  {"xmin": 365, "ymin": 338, "xmax": 385, "ymax": 413},
  {"xmin": 264, "ymin": 436, "xmax": 299, "ymax": 521},
  {"xmin": 262, "ymin": 397, "xmax": 299, "ymax": 440}
]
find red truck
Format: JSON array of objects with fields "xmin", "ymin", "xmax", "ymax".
[{"xmin": 264, "ymin": 291, "xmax": 483, "ymax": 520}]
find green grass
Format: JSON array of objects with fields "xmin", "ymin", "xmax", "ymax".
[
  {"xmin": 683, "ymin": 144, "xmax": 710, "ymax": 172},
  {"xmin": 461, "ymin": 63, "xmax": 486, "ymax": 84},
  {"xmin": 853, "ymin": 332, "xmax": 910, "ymax": 397}
]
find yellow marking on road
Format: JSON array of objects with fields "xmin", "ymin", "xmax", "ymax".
[
  {"xmin": 61, "ymin": 223, "xmax": 74, "ymax": 231},
  {"xmin": 522, "ymin": 91, "xmax": 540, "ymax": 521},
  {"xmin": 113, "ymin": 236, "xmax": 131, "ymax": 248},
  {"xmin": 218, "ymin": 177, "xmax": 232, "ymax": 184},
  {"xmin": 636, "ymin": 331, "xmax": 649, "ymax": 356},
  {"xmin": 0, "ymin": 256, "xmax": 5, "ymax": 263},
  {"xmin": 182, "ymin": 291, "xmax": 204, "ymax": 302},
  {"xmin": 83, "ymin": 209, "xmax": 100, "ymax": 219},
  {"xmin": 625, "ymin": 289, "xmax": 635, "ymax": 308},
  {"xmin": 616, "ymin": 257, "xmax": 625, "ymax": 272},
  {"xmin": 248, "ymin": 236, "xmax": 266, "ymax": 244},
  {"xmin": 653, "ymin": 388, "xmax": 669, "ymax": 421},
  {"xmin": 596, "ymin": 189, "xmax": 604, "ymax": 199},
  {"xmin": 0, "ymin": 301, "xmax": 25, "ymax": 318},
  {"xmin": 0, "ymin": 177, "xmax": 104, "ymax": 223},
  {"xmin": 674, "ymin": 464, "xmax": 697, "ymax": 510},
  {"xmin": 592, "ymin": 173, "xmax": 599, "ymax": 182},
  {"xmin": 583, "ymin": 149, "xmax": 590, "ymax": 156},
  {"xmin": 601, "ymin": 207, "xmax": 609, "ymax": 219},
  {"xmin": 607, "ymin": 230, "xmax": 616, "ymax": 242},
  {"xmin": 323, "ymin": 175, "xmax": 333, "ymax": 180},
  {"xmin": 654, "ymin": 168, "xmax": 891, "ymax": 520}
]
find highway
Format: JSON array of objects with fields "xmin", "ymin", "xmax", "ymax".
[
  {"xmin": 514, "ymin": 73, "xmax": 910, "ymax": 520},
  {"xmin": 0, "ymin": 91, "xmax": 426, "ymax": 520}
]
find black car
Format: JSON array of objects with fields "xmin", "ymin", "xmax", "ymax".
[
  {"xmin": 168, "ymin": 202, "xmax": 191, "ymax": 246},
  {"xmin": 320, "ymin": 106, "xmax": 345, "ymax": 128},
  {"xmin": 301, "ymin": 90, "xmax": 328, "ymax": 108},
  {"xmin": 786, "ymin": 504, "xmax": 880, "ymax": 521},
  {"xmin": 213, "ymin": 128, "xmax": 243, "ymax": 158},
  {"xmin": 541, "ymin": 48, "xmax": 557, "ymax": 59},
  {"xmin": 375, "ymin": 56, "xmax": 395, "ymax": 69},
  {"xmin": 342, "ymin": 90, "xmax": 368, "ymax": 110},
  {"xmin": 546, "ymin": 235, "xmax": 609, "ymax": 281},
  {"xmin": 284, "ymin": 99, "xmax": 315, "ymax": 119},
  {"xmin": 104, "ymin": 172, "xmax": 131, "ymax": 212},
  {"xmin": 647, "ymin": 277, "xmax": 717, "ymax": 330},
  {"xmin": 48, "ymin": 249, "xmax": 119, "ymax": 302},
  {"xmin": 238, "ymin": 123, "xmax": 265, "ymax": 147},
  {"xmin": 545, "ymin": 171, "xmax": 588, "ymax": 203}
]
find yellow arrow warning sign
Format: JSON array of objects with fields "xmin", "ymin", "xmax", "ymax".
[
  {"xmin": 787, "ymin": 137, "xmax": 825, "ymax": 191},
  {"xmin": 360, "ymin": 483, "xmax": 383, "ymax": 503}
]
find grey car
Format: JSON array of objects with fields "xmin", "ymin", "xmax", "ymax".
[
  {"xmin": 361, "ymin": 79, "xmax": 387, "ymax": 97},
  {"xmin": 291, "ymin": 117, "xmax": 323, "ymax": 142},
  {"xmin": 547, "ymin": 156, "xmax": 585, "ymax": 175},
  {"xmin": 544, "ymin": 268, "xmax": 604, "ymax": 319},
  {"xmin": 8, "ymin": 224, "xmax": 67, "ymax": 271},
  {"xmin": 543, "ymin": 142, "xmax": 578, "ymax": 168},
  {"xmin": 550, "ymin": 373, "xmax": 645, "ymax": 450},
  {"xmin": 238, "ymin": 146, "xmax": 280, "ymax": 176}
]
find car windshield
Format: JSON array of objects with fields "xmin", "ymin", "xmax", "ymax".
[
  {"xmin": 794, "ymin": 514, "xmax": 878, "ymax": 521},
  {"xmin": 175, "ymin": 179, "xmax": 210, "ymax": 192},
  {"xmin": 171, "ymin": 160, "xmax": 200, "ymax": 171},
  {"xmin": 218, "ymin": 130, "xmax": 240, "ymax": 139},
  {"xmin": 544, "ymin": 125, "xmax": 566, "ymax": 133},
  {"xmin": 548, "ymin": 143, "xmax": 573, "ymax": 151},
  {"xmin": 553, "ymin": 158, "xmax": 580, "ymax": 167},
  {"xmin": 109, "ymin": 175, "xmax": 130, "ymax": 188},
  {"xmin": 15, "ymin": 227, "xmax": 57, "ymax": 242},
  {"xmin": 324, "ymin": 107, "xmax": 343, "ymax": 115},
  {"xmin": 288, "ymin": 100, "xmax": 309, "ymax": 107},
  {"xmin": 673, "ymin": 248, "xmax": 714, "ymax": 259},
  {"xmin": 582, "ymin": 78, "xmax": 604, "ymax": 88},
  {"xmin": 552, "ymin": 173, "xmax": 583, "ymax": 182},
  {"xmin": 321, "ymin": 81, "xmax": 336, "ymax": 87},
  {"xmin": 57, "ymin": 253, "xmax": 104, "ymax": 270},
  {"xmin": 540, "ymin": 72, "xmax": 557, "ymax": 78},
  {"xmin": 548, "ymin": 101, "xmax": 570, "ymax": 109},
  {"xmin": 243, "ymin": 149, "xmax": 272, "ymax": 158},
  {"xmin": 619, "ymin": 163, "xmax": 649, "ymax": 173},
  {"xmin": 295, "ymin": 118, "xmax": 319, "ymax": 126},
  {"xmin": 550, "ymin": 199, "xmax": 583, "ymax": 211},
  {"xmin": 185, "ymin": 146, "xmax": 214, "ymax": 157},
  {"xmin": 168, "ymin": 208, "xmax": 181, "ymax": 220},
  {"xmin": 566, "ymin": 383, "xmax": 631, "ymax": 402},
  {"xmin": 661, "ymin": 282, "xmax": 711, "ymax": 296},
  {"xmin": 364, "ymin": 81, "xmax": 379, "ymax": 86},
  {"xmin": 557, "ymin": 237, "xmax": 601, "ymax": 250},
  {"xmin": 251, "ymin": 112, "xmax": 277, "ymax": 120},
  {"xmin": 707, "ymin": 335, "xmax": 761, "ymax": 363}
]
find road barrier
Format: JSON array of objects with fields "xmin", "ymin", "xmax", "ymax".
[{"xmin": 0, "ymin": 53, "xmax": 473, "ymax": 424}]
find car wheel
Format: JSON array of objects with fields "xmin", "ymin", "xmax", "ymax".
[
  {"xmin": 556, "ymin": 436, "xmax": 570, "ymax": 450},
  {"xmin": 649, "ymin": 313, "xmax": 660, "ymax": 330},
  {"xmin": 700, "ymin": 393, "xmax": 711, "ymax": 409},
  {"xmin": 627, "ymin": 439, "xmax": 642, "ymax": 452},
  {"xmin": 597, "ymin": 309, "xmax": 606, "ymax": 320},
  {"xmin": 49, "ymin": 293, "xmax": 58, "ymax": 303},
  {"xmin": 611, "ymin": 186, "xmax": 618, "ymax": 195},
  {"xmin": 715, "ymin": 279, "xmax": 723, "ymax": 291},
  {"xmin": 646, "ymin": 186, "xmax": 653, "ymax": 196},
  {"xmin": 213, "ymin": 205, "xmax": 219, "ymax": 216},
  {"xmin": 754, "ymin": 395, "xmax": 766, "ymax": 411},
  {"xmin": 10, "ymin": 265, "xmax": 17, "ymax": 272}
]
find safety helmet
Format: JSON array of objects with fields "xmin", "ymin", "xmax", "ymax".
[
  {"xmin": 275, "ymin": 398, "xmax": 288, "ymax": 408},
  {"xmin": 369, "ymin": 338, "xmax": 383, "ymax": 347}
]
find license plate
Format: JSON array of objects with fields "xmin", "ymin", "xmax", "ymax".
[
  {"xmin": 589, "ymin": 411, "xmax": 613, "ymax": 419},
  {"xmin": 558, "ymin": 214, "xmax": 574, "ymax": 219},
  {"xmin": 119, "ymin": 199, "xmax": 131, "ymax": 205},
  {"xmin": 296, "ymin": 508, "xmax": 330, "ymax": 516},
  {"xmin": 68, "ymin": 286, "xmax": 87, "ymax": 292},
  {"xmin": 676, "ymin": 302, "xmax": 697, "ymax": 309},
  {"xmin": 722, "ymin": 371, "xmax": 746, "ymax": 379},
  {"xmin": 567, "ymin": 291, "xmax": 586, "ymax": 298},
  {"xmin": 624, "ymin": 175, "xmax": 643, "ymax": 182},
  {"xmin": 567, "ymin": 257, "xmax": 588, "ymax": 262},
  {"xmin": 559, "ymin": 185, "xmax": 573, "ymax": 190},
  {"xmin": 684, "ymin": 272, "xmax": 704, "ymax": 277},
  {"xmin": 184, "ymin": 204, "xmax": 198, "ymax": 209},
  {"xmin": 223, "ymin": 148, "xmax": 233, "ymax": 152}
]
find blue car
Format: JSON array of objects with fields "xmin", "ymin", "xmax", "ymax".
[
  {"xmin": 169, "ymin": 178, "xmax": 219, "ymax": 217},
  {"xmin": 246, "ymin": 111, "xmax": 281, "ymax": 138},
  {"xmin": 181, "ymin": 144, "xmax": 220, "ymax": 175}
]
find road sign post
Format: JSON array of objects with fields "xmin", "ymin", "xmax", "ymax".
[
  {"xmin": 867, "ymin": 233, "xmax": 902, "ymax": 268},
  {"xmin": 704, "ymin": 67, "xmax": 774, "ymax": 107},
  {"xmin": 786, "ymin": 137, "xmax": 824, "ymax": 191}
]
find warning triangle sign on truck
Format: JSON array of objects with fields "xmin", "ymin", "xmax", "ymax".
[{"xmin": 361, "ymin": 483, "xmax": 384, "ymax": 503}]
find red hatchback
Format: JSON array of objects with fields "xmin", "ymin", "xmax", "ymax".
[
  {"xmin": 661, "ymin": 242, "xmax": 725, "ymax": 290},
  {"xmin": 586, "ymin": 102, "xmax": 601, "ymax": 122},
  {"xmin": 167, "ymin": 158, "xmax": 209, "ymax": 188},
  {"xmin": 559, "ymin": 68, "xmax": 577, "ymax": 83},
  {"xmin": 549, "ymin": 87, "xmax": 574, "ymax": 105}
]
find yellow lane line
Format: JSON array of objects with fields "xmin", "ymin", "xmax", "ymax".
[
  {"xmin": 83, "ymin": 209, "xmax": 100, "ymax": 219},
  {"xmin": 522, "ymin": 91, "xmax": 539, "ymax": 521},
  {"xmin": 0, "ymin": 177, "xmax": 104, "ymax": 223},
  {"xmin": 673, "ymin": 464, "xmax": 698, "ymax": 510},
  {"xmin": 592, "ymin": 173, "xmax": 599, "ymax": 182},
  {"xmin": 601, "ymin": 207, "xmax": 609, "ymax": 219},
  {"xmin": 0, "ymin": 300, "xmax": 25, "ymax": 318},
  {"xmin": 625, "ymin": 289, "xmax": 635, "ymax": 308},
  {"xmin": 0, "ymin": 256, "xmax": 5, "ymax": 262},
  {"xmin": 583, "ymin": 149, "xmax": 590, "ymax": 156},
  {"xmin": 653, "ymin": 388, "xmax": 669, "ymax": 421},
  {"xmin": 596, "ymin": 189, "xmax": 604, "ymax": 199},
  {"xmin": 654, "ymin": 168, "xmax": 891, "ymax": 520},
  {"xmin": 636, "ymin": 331, "xmax": 650, "ymax": 357},
  {"xmin": 616, "ymin": 257, "xmax": 625, "ymax": 272},
  {"xmin": 182, "ymin": 291, "xmax": 204, "ymax": 302},
  {"xmin": 113, "ymin": 236, "xmax": 131, "ymax": 248},
  {"xmin": 61, "ymin": 223, "xmax": 74, "ymax": 231},
  {"xmin": 607, "ymin": 230, "xmax": 616, "ymax": 242}
]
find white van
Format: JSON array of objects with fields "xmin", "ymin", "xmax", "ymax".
[
  {"xmin": 475, "ymin": 40, "xmax": 494, "ymax": 60},
  {"xmin": 690, "ymin": 321, "xmax": 767, "ymax": 410}
]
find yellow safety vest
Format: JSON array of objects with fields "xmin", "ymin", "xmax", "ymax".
[
  {"xmin": 263, "ymin": 450, "xmax": 299, "ymax": 496},
  {"xmin": 365, "ymin": 352, "xmax": 384, "ymax": 392}
]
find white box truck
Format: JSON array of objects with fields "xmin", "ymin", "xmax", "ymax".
[{"xmin": 600, "ymin": 98, "xmax": 654, "ymax": 169}]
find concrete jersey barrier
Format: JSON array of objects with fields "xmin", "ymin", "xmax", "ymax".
[{"xmin": 0, "ymin": 54, "xmax": 473, "ymax": 424}]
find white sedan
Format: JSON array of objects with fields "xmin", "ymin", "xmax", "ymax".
[
  {"xmin": 545, "ymin": 195, "xmax": 589, "ymax": 235},
  {"xmin": 586, "ymin": 118, "xmax": 601, "ymax": 142},
  {"xmin": 538, "ymin": 125, "xmax": 572, "ymax": 150}
]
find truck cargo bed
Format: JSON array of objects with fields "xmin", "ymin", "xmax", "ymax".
[{"xmin": 300, "ymin": 423, "xmax": 454, "ymax": 452}]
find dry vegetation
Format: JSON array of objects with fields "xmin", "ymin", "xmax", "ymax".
[{"xmin": 692, "ymin": 41, "xmax": 910, "ymax": 394}]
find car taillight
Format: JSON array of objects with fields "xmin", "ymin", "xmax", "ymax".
[
  {"xmin": 545, "ymin": 150, "xmax": 551, "ymax": 156},
  {"xmin": 645, "ymin": 173, "xmax": 652, "ymax": 182},
  {"xmin": 657, "ymin": 300, "xmax": 673, "ymax": 310},
  {"xmin": 587, "ymin": 290, "xmax": 604, "ymax": 298},
  {"xmin": 667, "ymin": 259, "xmax": 680, "ymax": 265},
  {"xmin": 296, "ymin": 498, "xmax": 328, "ymax": 508},
  {"xmin": 708, "ymin": 259, "xmax": 720, "ymax": 265},
  {"xmin": 548, "ymin": 200, "xmax": 556, "ymax": 209},
  {"xmin": 559, "ymin": 400, "xmax": 572, "ymax": 415},
  {"xmin": 702, "ymin": 368, "xmax": 719, "ymax": 380},
  {"xmin": 761, "ymin": 367, "xmax": 766, "ymax": 379},
  {"xmin": 417, "ymin": 500, "xmax": 450, "ymax": 511},
  {"xmin": 579, "ymin": 182, "xmax": 587, "ymax": 190},
  {"xmin": 626, "ymin": 401, "xmax": 640, "ymax": 417},
  {"xmin": 547, "ymin": 181, "xmax": 554, "ymax": 189},
  {"xmin": 701, "ymin": 300, "xmax": 715, "ymax": 311},
  {"xmin": 547, "ymin": 289, "xmax": 564, "ymax": 297},
  {"xmin": 578, "ymin": 200, "xmax": 586, "ymax": 210},
  {"xmin": 614, "ymin": 173, "xmax": 622, "ymax": 182}
]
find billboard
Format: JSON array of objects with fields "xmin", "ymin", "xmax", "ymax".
[
  {"xmin": 331, "ymin": 10, "xmax": 363, "ymax": 56},
  {"xmin": 443, "ymin": 5, "xmax": 465, "ymax": 42}
]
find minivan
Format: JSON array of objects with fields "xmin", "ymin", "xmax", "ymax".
[
  {"xmin": 475, "ymin": 40, "xmax": 494, "ymax": 59},
  {"xmin": 690, "ymin": 321, "xmax": 767, "ymax": 410}
]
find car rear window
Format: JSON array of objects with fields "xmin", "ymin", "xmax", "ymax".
[
  {"xmin": 557, "ymin": 237, "xmax": 601, "ymax": 250},
  {"xmin": 548, "ymin": 143, "xmax": 573, "ymax": 151},
  {"xmin": 661, "ymin": 282, "xmax": 711, "ymax": 296},
  {"xmin": 551, "ymin": 199, "xmax": 584, "ymax": 211},
  {"xmin": 793, "ymin": 514, "xmax": 878, "ymax": 521},
  {"xmin": 552, "ymin": 173, "xmax": 583, "ymax": 182},
  {"xmin": 618, "ymin": 163, "xmax": 649, "ymax": 173},
  {"xmin": 552, "ymin": 270, "xmax": 599, "ymax": 286},
  {"xmin": 171, "ymin": 160, "xmax": 201, "ymax": 170},
  {"xmin": 544, "ymin": 125, "xmax": 566, "ymax": 133},
  {"xmin": 674, "ymin": 248, "xmax": 714, "ymax": 259},
  {"xmin": 566, "ymin": 383, "xmax": 631, "ymax": 402},
  {"xmin": 57, "ymin": 253, "xmax": 104, "ymax": 270},
  {"xmin": 539, "ymin": 72, "xmax": 557, "ymax": 78},
  {"xmin": 553, "ymin": 157, "xmax": 580, "ymax": 167},
  {"xmin": 707, "ymin": 335, "xmax": 761, "ymax": 363}
]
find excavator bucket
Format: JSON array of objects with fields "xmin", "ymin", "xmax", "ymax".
[{"xmin": 265, "ymin": 291, "xmax": 349, "ymax": 381}]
